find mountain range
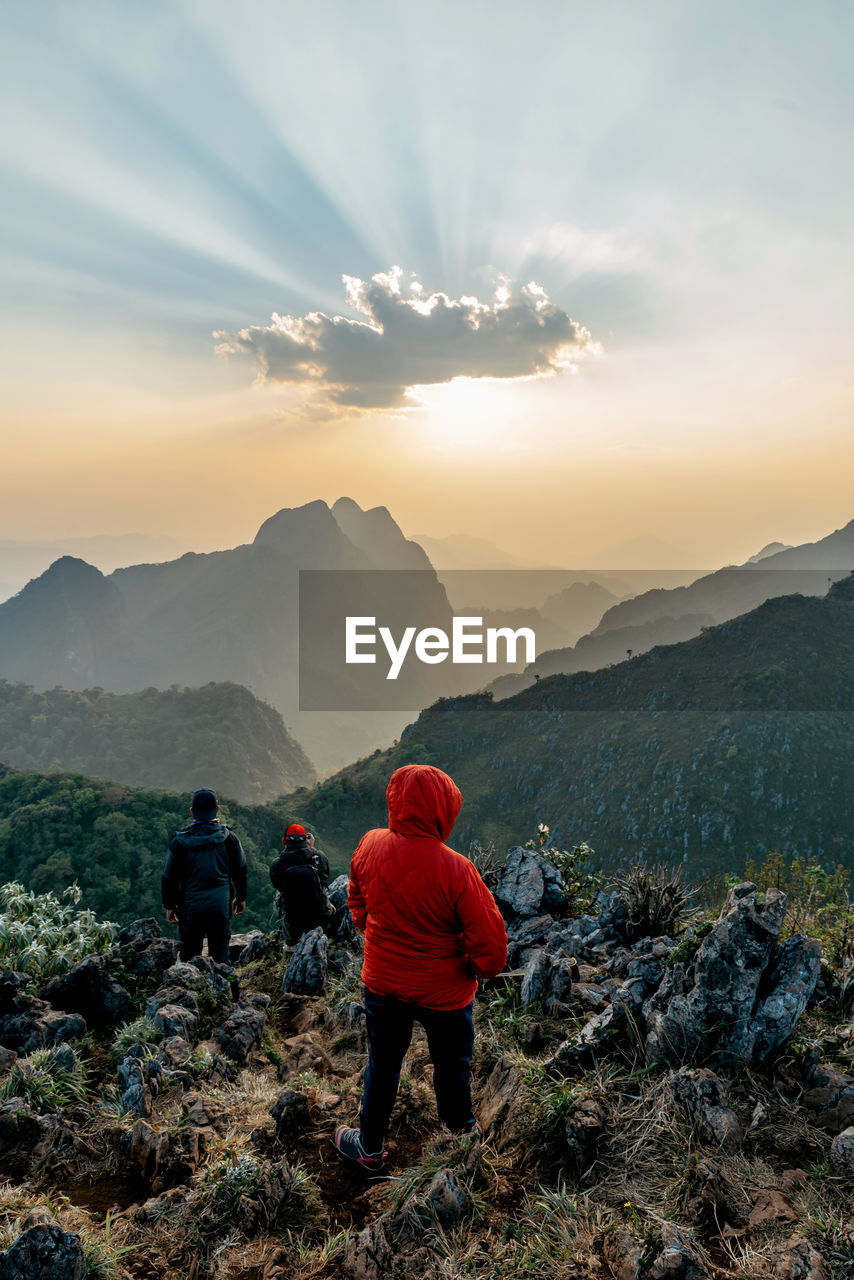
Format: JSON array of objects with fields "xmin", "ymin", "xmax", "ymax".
[{"xmin": 282, "ymin": 573, "xmax": 854, "ymax": 879}]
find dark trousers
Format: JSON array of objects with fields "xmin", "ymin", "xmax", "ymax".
[
  {"xmin": 178, "ymin": 908, "xmax": 230, "ymax": 965},
  {"xmin": 360, "ymin": 988, "xmax": 476, "ymax": 1153}
]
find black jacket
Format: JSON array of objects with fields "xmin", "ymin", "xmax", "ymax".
[{"xmin": 162, "ymin": 819, "xmax": 247, "ymax": 917}]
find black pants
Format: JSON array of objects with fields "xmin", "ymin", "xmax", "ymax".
[
  {"xmin": 359, "ymin": 988, "xmax": 476, "ymax": 1153},
  {"xmin": 178, "ymin": 908, "xmax": 230, "ymax": 965}
]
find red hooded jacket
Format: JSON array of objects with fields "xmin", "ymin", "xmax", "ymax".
[{"xmin": 348, "ymin": 764, "xmax": 508, "ymax": 1010}]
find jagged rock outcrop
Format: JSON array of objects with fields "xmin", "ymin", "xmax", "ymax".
[
  {"xmin": 648, "ymin": 1223, "xmax": 709, "ymax": 1279},
  {"xmin": 668, "ymin": 1068, "xmax": 743, "ymax": 1150},
  {"xmin": 0, "ymin": 972, "xmax": 87, "ymax": 1054},
  {"xmin": 0, "ymin": 1223, "xmax": 86, "ymax": 1280},
  {"xmin": 114, "ymin": 918, "xmax": 178, "ymax": 986},
  {"xmin": 282, "ymin": 927, "xmax": 328, "ymax": 996},
  {"xmin": 545, "ymin": 1002, "xmax": 632, "ymax": 1076},
  {"xmin": 493, "ymin": 846, "xmax": 565, "ymax": 920},
  {"xmin": 217, "ymin": 1003, "xmax": 266, "ymax": 1064},
  {"xmin": 644, "ymin": 884, "xmax": 820, "ymax": 1065},
  {"xmin": 41, "ymin": 954, "xmax": 132, "ymax": 1027}
]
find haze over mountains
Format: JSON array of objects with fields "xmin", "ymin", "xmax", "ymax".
[
  {"xmin": 1, "ymin": 502, "xmax": 852, "ymax": 791},
  {"xmin": 489, "ymin": 518, "xmax": 854, "ymax": 698}
]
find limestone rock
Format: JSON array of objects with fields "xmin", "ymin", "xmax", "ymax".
[
  {"xmin": 217, "ymin": 1003, "xmax": 265, "ymax": 1064},
  {"xmin": 282, "ymin": 927, "xmax": 328, "ymax": 996},
  {"xmin": 802, "ymin": 1063, "xmax": 854, "ymax": 1134},
  {"xmin": 0, "ymin": 1224, "xmax": 86, "ymax": 1280},
  {"xmin": 271, "ymin": 1088, "xmax": 311, "ymax": 1145},
  {"xmin": 771, "ymin": 1236, "xmax": 827, "ymax": 1280},
  {"xmin": 493, "ymin": 847, "xmax": 565, "ymax": 919},
  {"xmin": 151, "ymin": 1003, "xmax": 198, "ymax": 1044},
  {"xmin": 668, "ymin": 1068, "xmax": 743, "ymax": 1150},
  {"xmin": 644, "ymin": 884, "xmax": 818, "ymax": 1065},
  {"xmin": 427, "ymin": 1169, "xmax": 471, "ymax": 1227},
  {"xmin": 41, "ymin": 954, "xmax": 132, "ymax": 1027},
  {"xmin": 603, "ymin": 1227, "xmax": 644, "ymax": 1280},
  {"xmin": 565, "ymin": 1097, "xmax": 607, "ymax": 1173},
  {"xmin": 829, "ymin": 1126, "xmax": 854, "ymax": 1175}
]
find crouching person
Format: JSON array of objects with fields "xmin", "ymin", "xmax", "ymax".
[
  {"xmin": 334, "ymin": 764, "xmax": 507, "ymax": 1170},
  {"xmin": 269, "ymin": 822, "xmax": 333, "ymax": 944}
]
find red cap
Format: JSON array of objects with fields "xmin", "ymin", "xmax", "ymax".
[{"xmin": 286, "ymin": 823, "xmax": 306, "ymax": 837}]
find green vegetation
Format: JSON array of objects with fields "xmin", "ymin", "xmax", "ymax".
[
  {"xmin": 0, "ymin": 1045, "xmax": 89, "ymax": 1112},
  {"xmin": 0, "ymin": 766, "xmax": 342, "ymax": 931},
  {"xmin": 0, "ymin": 881, "xmax": 115, "ymax": 978},
  {"xmin": 0, "ymin": 678, "xmax": 315, "ymax": 804},
  {"xmin": 110, "ymin": 1016, "xmax": 163, "ymax": 1059}
]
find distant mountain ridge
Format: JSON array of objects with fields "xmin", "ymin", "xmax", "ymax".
[
  {"xmin": 282, "ymin": 573, "xmax": 854, "ymax": 877},
  {"xmin": 487, "ymin": 518, "xmax": 854, "ymax": 696},
  {"xmin": 0, "ymin": 499, "xmax": 459, "ymax": 773}
]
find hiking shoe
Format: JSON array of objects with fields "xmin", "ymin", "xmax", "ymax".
[
  {"xmin": 333, "ymin": 1126, "xmax": 387, "ymax": 1171},
  {"xmin": 460, "ymin": 1120, "xmax": 484, "ymax": 1142}
]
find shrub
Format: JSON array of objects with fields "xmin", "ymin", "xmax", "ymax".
[
  {"xmin": 0, "ymin": 881, "xmax": 116, "ymax": 979},
  {"xmin": 610, "ymin": 859, "xmax": 696, "ymax": 943}
]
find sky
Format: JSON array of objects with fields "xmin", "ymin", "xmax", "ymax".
[{"xmin": 2, "ymin": 0, "xmax": 853, "ymax": 567}]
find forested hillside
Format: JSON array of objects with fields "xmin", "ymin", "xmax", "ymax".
[
  {"xmin": 0, "ymin": 680, "xmax": 316, "ymax": 803},
  {"xmin": 0, "ymin": 766, "xmax": 345, "ymax": 931},
  {"xmin": 283, "ymin": 575, "xmax": 854, "ymax": 878}
]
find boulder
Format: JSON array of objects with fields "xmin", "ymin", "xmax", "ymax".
[
  {"xmin": 771, "ymin": 1236, "xmax": 827, "ymax": 1280},
  {"xmin": 282, "ymin": 928, "xmax": 328, "ymax": 996},
  {"xmin": 644, "ymin": 884, "xmax": 819, "ymax": 1065},
  {"xmin": 478, "ymin": 1056, "xmax": 528, "ymax": 1147},
  {"xmin": 829, "ymin": 1126, "xmax": 854, "ymax": 1176},
  {"xmin": 343, "ymin": 1220, "xmax": 392, "ymax": 1280},
  {"xmin": 564, "ymin": 1097, "xmax": 607, "ymax": 1174},
  {"xmin": 0, "ymin": 1223, "xmax": 86, "ymax": 1280},
  {"xmin": 603, "ymin": 1228, "xmax": 644, "ymax": 1280},
  {"xmin": 271, "ymin": 1089, "xmax": 311, "ymax": 1145},
  {"xmin": 0, "ymin": 1047, "xmax": 17, "ymax": 1077},
  {"xmin": 427, "ymin": 1170, "xmax": 471, "ymax": 1227},
  {"xmin": 41, "ymin": 955, "xmax": 132, "ymax": 1028},
  {"xmin": 648, "ymin": 1223, "xmax": 709, "ymax": 1279},
  {"xmin": 802, "ymin": 1063, "xmax": 854, "ymax": 1134},
  {"xmin": 668, "ymin": 1068, "xmax": 743, "ymax": 1150},
  {"xmin": 520, "ymin": 949, "xmax": 577, "ymax": 1008},
  {"xmin": 279, "ymin": 1032, "xmax": 334, "ymax": 1081},
  {"xmin": 146, "ymin": 986, "xmax": 200, "ymax": 1019},
  {"xmin": 750, "ymin": 935, "xmax": 822, "ymax": 1060},
  {"xmin": 127, "ymin": 1118, "xmax": 170, "ymax": 1191},
  {"xmin": 183, "ymin": 1092, "xmax": 230, "ymax": 1136},
  {"xmin": 493, "ymin": 847, "xmax": 565, "ymax": 919},
  {"xmin": 232, "ymin": 931, "xmax": 274, "ymax": 965},
  {"xmin": 217, "ymin": 1003, "xmax": 265, "ymax": 1064},
  {"xmin": 0, "ymin": 1004, "xmax": 87, "ymax": 1055},
  {"xmin": 151, "ymin": 1004, "xmax": 198, "ymax": 1044}
]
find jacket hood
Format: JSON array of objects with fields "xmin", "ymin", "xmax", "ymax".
[
  {"xmin": 386, "ymin": 765, "xmax": 462, "ymax": 840},
  {"xmin": 173, "ymin": 818, "xmax": 229, "ymax": 848}
]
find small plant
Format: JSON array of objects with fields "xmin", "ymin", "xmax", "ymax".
[
  {"xmin": 530, "ymin": 837, "xmax": 601, "ymax": 915},
  {"xmin": 0, "ymin": 1045, "xmax": 89, "ymax": 1112},
  {"xmin": 111, "ymin": 1016, "xmax": 163, "ymax": 1059},
  {"xmin": 0, "ymin": 882, "xmax": 116, "ymax": 979},
  {"xmin": 610, "ymin": 859, "xmax": 697, "ymax": 943},
  {"xmin": 664, "ymin": 919, "xmax": 715, "ymax": 967}
]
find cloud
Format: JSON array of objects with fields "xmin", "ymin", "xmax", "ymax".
[{"xmin": 214, "ymin": 267, "xmax": 596, "ymax": 411}]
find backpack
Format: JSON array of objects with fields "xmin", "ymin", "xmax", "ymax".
[{"xmin": 270, "ymin": 849, "xmax": 326, "ymax": 936}]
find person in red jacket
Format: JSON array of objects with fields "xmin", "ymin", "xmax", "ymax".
[{"xmin": 334, "ymin": 763, "xmax": 507, "ymax": 1170}]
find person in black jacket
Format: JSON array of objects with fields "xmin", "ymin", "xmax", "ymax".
[
  {"xmin": 269, "ymin": 823, "xmax": 332, "ymax": 944},
  {"xmin": 162, "ymin": 788, "xmax": 247, "ymax": 964}
]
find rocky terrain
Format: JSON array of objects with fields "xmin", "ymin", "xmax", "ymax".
[{"xmin": 0, "ymin": 853, "xmax": 852, "ymax": 1279}]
